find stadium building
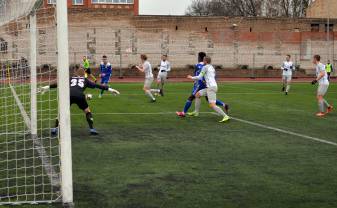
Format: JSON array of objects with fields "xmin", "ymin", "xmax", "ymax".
[{"xmin": 43, "ymin": 0, "xmax": 139, "ymax": 15}]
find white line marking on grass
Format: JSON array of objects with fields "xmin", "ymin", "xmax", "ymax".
[
  {"xmin": 73, "ymin": 111, "xmax": 337, "ymax": 147},
  {"xmin": 231, "ymin": 117, "xmax": 337, "ymax": 147}
]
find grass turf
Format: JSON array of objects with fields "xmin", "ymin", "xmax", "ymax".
[{"xmin": 1, "ymin": 82, "xmax": 337, "ymax": 208}]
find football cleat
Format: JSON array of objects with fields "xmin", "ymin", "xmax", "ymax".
[
  {"xmin": 285, "ymin": 92, "xmax": 288, "ymax": 95},
  {"xmin": 219, "ymin": 115, "xmax": 231, "ymax": 123},
  {"xmin": 90, "ymin": 128, "xmax": 99, "ymax": 135},
  {"xmin": 150, "ymin": 98, "xmax": 156, "ymax": 103},
  {"xmin": 98, "ymin": 94, "xmax": 102, "ymax": 99},
  {"xmin": 176, "ymin": 111, "xmax": 186, "ymax": 117},
  {"xmin": 316, "ymin": 112, "xmax": 326, "ymax": 117},
  {"xmin": 187, "ymin": 111, "xmax": 199, "ymax": 117},
  {"xmin": 326, "ymin": 106, "xmax": 334, "ymax": 114}
]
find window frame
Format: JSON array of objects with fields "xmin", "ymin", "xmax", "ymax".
[
  {"xmin": 91, "ymin": 0, "xmax": 134, "ymax": 4},
  {"xmin": 72, "ymin": 0, "xmax": 84, "ymax": 5}
]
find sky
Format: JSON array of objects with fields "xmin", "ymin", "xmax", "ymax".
[{"xmin": 139, "ymin": 0, "xmax": 193, "ymax": 15}]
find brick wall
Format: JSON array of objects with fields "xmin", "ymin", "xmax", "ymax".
[{"xmin": 1, "ymin": 9, "xmax": 337, "ymax": 77}]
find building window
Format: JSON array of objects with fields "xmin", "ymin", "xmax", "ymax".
[
  {"xmin": 47, "ymin": 0, "xmax": 56, "ymax": 4},
  {"xmin": 92, "ymin": 0, "xmax": 134, "ymax": 4},
  {"xmin": 73, "ymin": 0, "xmax": 84, "ymax": 5},
  {"xmin": 325, "ymin": 24, "xmax": 334, "ymax": 32},
  {"xmin": 0, "ymin": 38, "xmax": 8, "ymax": 54},
  {"xmin": 311, "ymin": 24, "xmax": 320, "ymax": 32}
]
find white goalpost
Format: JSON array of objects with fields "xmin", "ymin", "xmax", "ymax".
[{"xmin": 0, "ymin": 0, "xmax": 73, "ymax": 206}]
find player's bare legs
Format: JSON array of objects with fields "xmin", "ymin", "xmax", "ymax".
[{"xmin": 144, "ymin": 86, "xmax": 156, "ymax": 102}]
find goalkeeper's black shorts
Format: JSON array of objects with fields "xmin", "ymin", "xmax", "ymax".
[
  {"xmin": 85, "ymin": 68, "xmax": 92, "ymax": 75},
  {"xmin": 70, "ymin": 95, "xmax": 88, "ymax": 111}
]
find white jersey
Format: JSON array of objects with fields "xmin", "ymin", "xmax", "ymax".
[
  {"xmin": 159, "ymin": 60, "xmax": 171, "ymax": 74},
  {"xmin": 143, "ymin": 61, "xmax": 153, "ymax": 79},
  {"xmin": 281, "ymin": 61, "xmax": 294, "ymax": 76},
  {"xmin": 316, "ymin": 62, "xmax": 329, "ymax": 85},
  {"xmin": 193, "ymin": 64, "xmax": 217, "ymax": 88}
]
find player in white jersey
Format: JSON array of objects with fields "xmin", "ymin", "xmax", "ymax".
[
  {"xmin": 281, "ymin": 54, "xmax": 295, "ymax": 95},
  {"xmin": 311, "ymin": 55, "xmax": 333, "ymax": 117},
  {"xmin": 187, "ymin": 56, "xmax": 230, "ymax": 123},
  {"xmin": 135, "ymin": 54, "xmax": 160, "ymax": 102},
  {"xmin": 156, "ymin": 55, "xmax": 171, "ymax": 96}
]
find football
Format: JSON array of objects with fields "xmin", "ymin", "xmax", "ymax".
[{"xmin": 86, "ymin": 94, "xmax": 93, "ymax": 100}]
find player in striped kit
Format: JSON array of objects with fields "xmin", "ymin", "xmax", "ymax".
[
  {"xmin": 135, "ymin": 54, "xmax": 160, "ymax": 102},
  {"xmin": 281, "ymin": 54, "xmax": 295, "ymax": 95},
  {"xmin": 187, "ymin": 56, "xmax": 230, "ymax": 123},
  {"xmin": 311, "ymin": 55, "xmax": 333, "ymax": 117}
]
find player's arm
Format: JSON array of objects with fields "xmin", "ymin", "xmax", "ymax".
[
  {"xmin": 312, "ymin": 70, "xmax": 325, "ymax": 85},
  {"xmin": 281, "ymin": 62, "xmax": 285, "ymax": 70},
  {"xmin": 188, "ymin": 68, "xmax": 206, "ymax": 80},
  {"xmin": 167, "ymin": 62, "xmax": 171, "ymax": 72},
  {"xmin": 135, "ymin": 64, "xmax": 145, "ymax": 73},
  {"xmin": 85, "ymin": 79, "xmax": 120, "ymax": 94}
]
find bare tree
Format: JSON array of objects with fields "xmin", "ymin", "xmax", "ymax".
[{"xmin": 186, "ymin": 0, "xmax": 314, "ymax": 17}]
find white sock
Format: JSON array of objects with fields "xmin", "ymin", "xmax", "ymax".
[
  {"xmin": 195, "ymin": 98, "xmax": 201, "ymax": 113},
  {"xmin": 286, "ymin": 85, "xmax": 290, "ymax": 92},
  {"xmin": 323, "ymin": 99, "xmax": 330, "ymax": 108},
  {"xmin": 145, "ymin": 90, "xmax": 155, "ymax": 100},
  {"xmin": 319, "ymin": 100, "xmax": 325, "ymax": 112},
  {"xmin": 212, "ymin": 105, "xmax": 226, "ymax": 117},
  {"xmin": 150, "ymin": 89, "xmax": 160, "ymax": 93}
]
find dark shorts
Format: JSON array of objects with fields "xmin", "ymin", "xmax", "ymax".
[
  {"xmin": 85, "ymin": 68, "xmax": 92, "ymax": 75},
  {"xmin": 70, "ymin": 95, "xmax": 88, "ymax": 110}
]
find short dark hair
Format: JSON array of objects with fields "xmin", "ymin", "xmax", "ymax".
[
  {"xmin": 204, "ymin": 56, "xmax": 212, "ymax": 64},
  {"xmin": 141, "ymin": 54, "xmax": 148, "ymax": 61},
  {"xmin": 162, "ymin": 54, "xmax": 168, "ymax": 57},
  {"xmin": 198, "ymin": 52, "xmax": 206, "ymax": 62},
  {"xmin": 102, "ymin": 55, "xmax": 107, "ymax": 59},
  {"xmin": 314, "ymin": 55, "xmax": 321, "ymax": 61},
  {"xmin": 287, "ymin": 54, "xmax": 291, "ymax": 58}
]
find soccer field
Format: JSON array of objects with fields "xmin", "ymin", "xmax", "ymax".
[{"xmin": 8, "ymin": 82, "xmax": 337, "ymax": 208}]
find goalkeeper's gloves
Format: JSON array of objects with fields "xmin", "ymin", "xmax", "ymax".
[
  {"xmin": 38, "ymin": 86, "xmax": 50, "ymax": 94},
  {"xmin": 311, "ymin": 80, "xmax": 318, "ymax": 85},
  {"xmin": 108, "ymin": 88, "xmax": 120, "ymax": 95}
]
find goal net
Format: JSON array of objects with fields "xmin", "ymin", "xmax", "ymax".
[{"xmin": 0, "ymin": 0, "xmax": 73, "ymax": 206}]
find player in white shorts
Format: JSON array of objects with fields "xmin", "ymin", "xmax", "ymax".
[
  {"xmin": 135, "ymin": 54, "xmax": 160, "ymax": 102},
  {"xmin": 156, "ymin": 55, "xmax": 171, "ymax": 96},
  {"xmin": 187, "ymin": 56, "xmax": 230, "ymax": 123},
  {"xmin": 281, "ymin": 54, "xmax": 295, "ymax": 95},
  {"xmin": 311, "ymin": 55, "xmax": 333, "ymax": 117}
]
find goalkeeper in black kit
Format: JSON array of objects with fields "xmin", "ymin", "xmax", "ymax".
[{"xmin": 39, "ymin": 65, "xmax": 120, "ymax": 135}]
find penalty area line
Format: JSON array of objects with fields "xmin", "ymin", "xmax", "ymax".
[{"xmin": 72, "ymin": 112, "xmax": 337, "ymax": 147}]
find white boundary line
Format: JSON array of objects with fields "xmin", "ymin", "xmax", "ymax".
[
  {"xmin": 9, "ymin": 84, "xmax": 60, "ymax": 186},
  {"xmin": 72, "ymin": 111, "xmax": 337, "ymax": 147}
]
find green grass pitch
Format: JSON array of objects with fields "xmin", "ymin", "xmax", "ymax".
[{"xmin": 2, "ymin": 82, "xmax": 337, "ymax": 208}]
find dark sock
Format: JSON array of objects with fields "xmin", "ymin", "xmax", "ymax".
[
  {"xmin": 86, "ymin": 112, "xmax": 94, "ymax": 129},
  {"xmin": 183, "ymin": 100, "xmax": 193, "ymax": 113},
  {"xmin": 100, "ymin": 89, "xmax": 104, "ymax": 95}
]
